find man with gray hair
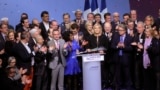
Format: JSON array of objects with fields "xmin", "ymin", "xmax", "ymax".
[
  {"xmin": 130, "ymin": 10, "xmax": 138, "ymax": 25},
  {"xmin": 111, "ymin": 12, "xmax": 121, "ymax": 32},
  {"xmin": 73, "ymin": 9, "xmax": 86, "ymax": 33},
  {"xmin": 28, "ymin": 28, "xmax": 39, "ymax": 51},
  {"xmin": 1, "ymin": 17, "xmax": 14, "ymax": 30},
  {"xmin": 131, "ymin": 21, "xmax": 145, "ymax": 90}
]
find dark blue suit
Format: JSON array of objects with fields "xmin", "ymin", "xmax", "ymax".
[{"xmin": 111, "ymin": 33, "xmax": 133, "ymax": 90}]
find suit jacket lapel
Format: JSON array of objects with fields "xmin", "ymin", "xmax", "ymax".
[
  {"xmin": 0, "ymin": 33, "xmax": 5, "ymax": 43},
  {"xmin": 19, "ymin": 42, "xmax": 30, "ymax": 55}
]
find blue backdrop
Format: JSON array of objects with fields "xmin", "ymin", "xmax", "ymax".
[{"xmin": 0, "ymin": 0, "xmax": 130, "ymax": 27}]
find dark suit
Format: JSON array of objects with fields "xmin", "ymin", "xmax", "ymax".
[
  {"xmin": 111, "ymin": 34, "xmax": 133, "ymax": 90},
  {"xmin": 0, "ymin": 33, "xmax": 5, "ymax": 51},
  {"xmin": 133, "ymin": 33, "xmax": 145, "ymax": 89},
  {"xmin": 73, "ymin": 19, "xmax": 86, "ymax": 34},
  {"xmin": 59, "ymin": 22, "xmax": 70, "ymax": 35},
  {"xmin": 13, "ymin": 41, "xmax": 33, "ymax": 75},
  {"xmin": 111, "ymin": 21, "xmax": 121, "ymax": 32},
  {"xmin": 15, "ymin": 23, "xmax": 22, "ymax": 31},
  {"xmin": 28, "ymin": 37, "xmax": 36, "ymax": 51},
  {"xmin": 39, "ymin": 22, "xmax": 50, "ymax": 40},
  {"xmin": 139, "ymin": 37, "xmax": 157, "ymax": 90},
  {"xmin": 32, "ymin": 44, "xmax": 48, "ymax": 90},
  {"xmin": 0, "ymin": 33, "xmax": 7, "ymax": 67},
  {"xmin": 104, "ymin": 32, "xmax": 115, "ymax": 87},
  {"xmin": 17, "ymin": 27, "xmax": 28, "ymax": 33}
]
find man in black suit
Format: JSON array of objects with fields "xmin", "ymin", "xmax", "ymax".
[
  {"xmin": 104, "ymin": 12, "xmax": 112, "ymax": 23},
  {"xmin": 87, "ymin": 13, "xmax": 94, "ymax": 22},
  {"xmin": 94, "ymin": 13, "xmax": 103, "ymax": 26},
  {"xmin": 39, "ymin": 11, "xmax": 50, "ymax": 40},
  {"xmin": 111, "ymin": 24, "xmax": 133, "ymax": 90},
  {"xmin": 47, "ymin": 28, "xmax": 54, "ymax": 41},
  {"xmin": 13, "ymin": 31, "xmax": 34, "ymax": 75},
  {"xmin": 126, "ymin": 19, "xmax": 137, "ymax": 37},
  {"xmin": 15, "ymin": 13, "xmax": 28, "ymax": 31},
  {"xmin": 103, "ymin": 22, "xmax": 114, "ymax": 88},
  {"xmin": 131, "ymin": 21, "xmax": 145, "ymax": 90},
  {"xmin": 17, "ymin": 17, "xmax": 30, "ymax": 32},
  {"xmin": 28, "ymin": 28, "xmax": 39, "ymax": 51},
  {"xmin": 73, "ymin": 10, "xmax": 86, "ymax": 33},
  {"xmin": 121, "ymin": 13, "xmax": 130, "ymax": 25},
  {"xmin": 32, "ymin": 35, "xmax": 48, "ymax": 90},
  {"xmin": 0, "ymin": 23, "xmax": 8, "ymax": 66},
  {"xmin": 60, "ymin": 13, "xmax": 71, "ymax": 35},
  {"xmin": 1, "ymin": 17, "xmax": 14, "ymax": 30},
  {"xmin": 130, "ymin": 10, "xmax": 139, "ymax": 30},
  {"xmin": 111, "ymin": 12, "xmax": 121, "ymax": 32}
]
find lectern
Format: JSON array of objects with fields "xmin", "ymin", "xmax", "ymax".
[{"xmin": 78, "ymin": 53, "xmax": 104, "ymax": 90}]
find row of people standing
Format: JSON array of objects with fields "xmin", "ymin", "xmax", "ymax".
[{"xmin": 0, "ymin": 9, "xmax": 160, "ymax": 90}]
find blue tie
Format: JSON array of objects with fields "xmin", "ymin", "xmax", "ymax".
[{"xmin": 119, "ymin": 36, "xmax": 123, "ymax": 56}]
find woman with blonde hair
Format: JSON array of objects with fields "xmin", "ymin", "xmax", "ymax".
[
  {"xmin": 144, "ymin": 15, "xmax": 157, "ymax": 30},
  {"xmin": 85, "ymin": 21, "xmax": 93, "ymax": 35},
  {"xmin": 137, "ymin": 27, "xmax": 159, "ymax": 90},
  {"xmin": 148, "ymin": 28, "xmax": 160, "ymax": 90},
  {"xmin": 86, "ymin": 23, "xmax": 108, "ymax": 88},
  {"xmin": 86, "ymin": 23, "xmax": 107, "ymax": 50},
  {"xmin": 5, "ymin": 30, "xmax": 17, "ymax": 57}
]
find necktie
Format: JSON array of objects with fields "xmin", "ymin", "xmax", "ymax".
[
  {"xmin": 119, "ymin": 36, "xmax": 123, "ymax": 56},
  {"xmin": 56, "ymin": 41, "xmax": 59, "ymax": 50},
  {"xmin": 3, "ymin": 35, "xmax": 7, "ymax": 41}
]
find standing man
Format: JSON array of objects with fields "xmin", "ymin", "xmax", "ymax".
[
  {"xmin": 48, "ymin": 30, "xmax": 68, "ymax": 90},
  {"xmin": 39, "ymin": 11, "xmax": 50, "ymax": 40},
  {"xmin": 111, "ymin": 24, "xmax": 133, "ymax": 90},
  {"xmin": 0, "ymin": 23, "xmax": 8, "ymax": 66},
  {"xmin": 17, "ymin": 17, "xmax": 30, "ymax": 32},
  {"xmin": 73, "ymin": 10, "xmax": 86, "ymax": 33},
  {"xmin": 13, "ymin": 31, "xmax": 34, "ymax": 75},
  {"xmin": 130, "ymin": 10, "xmax": 138, "ymax": 25},
  {"xmin": 131, "ymin": 21, "xmax": 145, "ymax": 90},
  {"xmin": 111, "ymin": 12, "xmax": 121, "ymax": 32},
  {"xmin": 60, "ymin": 13, "xmax": 71, "ymax": 34},
  {"xmin": 87, "ymin": 13, "xmax": 94, "ymax": 22}
]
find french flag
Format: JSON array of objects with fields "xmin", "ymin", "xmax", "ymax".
[
  {"xmin": 100, "ymin": 0, "xmax": 108, "ymax": 22},
  {"xmin": 91, "ymin": 0, "xmax": 99, "ymax": 14},
  {"xmin": 83, "ymin": 0, "xmax": 91, "ymax": 20}
]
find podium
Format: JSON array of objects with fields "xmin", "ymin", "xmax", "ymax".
[{"xmin": 78, "ymin": 53, "xmax": 104, "ymax": 90}]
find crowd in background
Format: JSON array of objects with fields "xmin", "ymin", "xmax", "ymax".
[{"xmin": 0, "ymin": 9, "xmax": 160, "ymax": 90}]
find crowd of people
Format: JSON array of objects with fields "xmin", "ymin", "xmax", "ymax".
[{"xmin": 0, "ymin": 8, "xmax": 160, "ymax": 90}]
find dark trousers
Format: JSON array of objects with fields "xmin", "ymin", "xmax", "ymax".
[
  {"xmin": 155, "ymin": 72, "xmax": 160, "ymax": 90},
  {"xmin": 143, "ymin": 68, "xmax": 156, "ymax": 90},
  {"xmin": 115, "ymin": 56, "xmax": 132, "ymax": 90},
  {"xmin": 134, "ymin": 55, "xmax": 144, "ymax": 89},
  {"xmin": 101, "ymin": 57, "xmax": 114, "ymax": 88},
  {"xmin": 32, "ymin": 66, "xmax": 48, "ymax": 90}
]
